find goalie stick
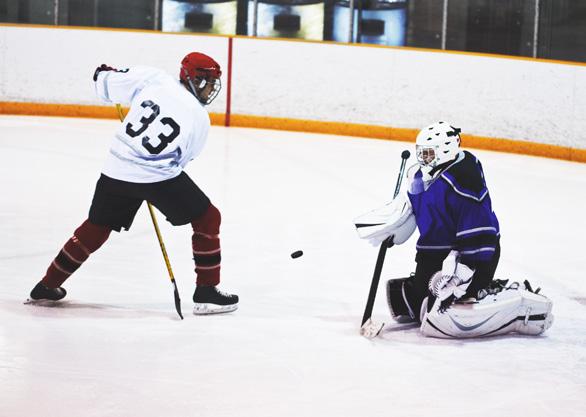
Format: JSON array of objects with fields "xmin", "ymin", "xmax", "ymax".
[
  {"xmin": 360, "ymin": 150, "xmax": 410, "ymax": 338},
  {"xmin": 116, "ymin": 104, "xmax": 184, "ymax": 320}
]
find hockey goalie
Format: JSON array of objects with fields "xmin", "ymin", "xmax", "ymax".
[{"xmin": 354, "ymin": 122, "xmax": 553, "ymax": 338}]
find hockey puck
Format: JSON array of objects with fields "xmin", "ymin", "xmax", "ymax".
[
  {"xmin": 290, "ymin": 250, "xmax": 303, "ymax": 259},
  {"xmin": 401, "ymin": 150, "xmax": 411, "ymax": 159}
]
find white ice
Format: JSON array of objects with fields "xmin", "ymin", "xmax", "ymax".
[{"xmin": 1, "ymin": 115, "xmax": 585, "ymax": 417}]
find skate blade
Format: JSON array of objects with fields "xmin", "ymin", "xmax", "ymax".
[
  {"xmin": 360, "ymin": 319, "xmax": 385, "ymax": 339},
  {"xmin": 193, "ymin": 303, "xmax": 238, "ymax": 315},
  {"xmin": 23, "ymin": 298, "xmax": 64, "ymax": 306}
]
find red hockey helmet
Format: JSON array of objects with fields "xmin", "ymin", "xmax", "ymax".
[{"xmin": 180, "ymin": 52, "xmax": 222, "ymax": 105}]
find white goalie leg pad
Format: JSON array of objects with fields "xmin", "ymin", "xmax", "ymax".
[
  {"xmin": 354, "ymin": 192, "xmax": 417, "ymax": 246},
  {"xmin": 420, "ymin": 285, "xmax": 553, "ymax": 339}
]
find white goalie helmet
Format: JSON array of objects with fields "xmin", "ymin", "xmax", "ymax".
[{"xmin": 415, "ymin": 122, "xmax": 462, "ymax": 168}]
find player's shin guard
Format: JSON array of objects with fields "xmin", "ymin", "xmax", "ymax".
[
  {"xmin": 191, "ymin": 204, "xmax": 221, "ymax": 286},
  {"xmin": 41, "ymin": 220, "xmax": 111, "ymax": 288},
  {"xmin": 419, "ymin": 283, "xmax": 554, "ymax": 339}
]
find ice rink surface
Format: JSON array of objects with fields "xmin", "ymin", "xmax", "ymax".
[{"xmin": 1, "ymin": 115, "xmax": 585, "ymax": 417}]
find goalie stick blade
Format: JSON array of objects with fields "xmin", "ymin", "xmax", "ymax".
[{"xmin": 360, "ymin": 318, "xmax": 385, "ymax": 339}]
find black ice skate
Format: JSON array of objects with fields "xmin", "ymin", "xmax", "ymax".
[
  {"xmin": 193, "ymin": 285, "xmax": 238, "ymax": 315},
  {"xmin": 26, "ymin": 281, "xmax": 67, "ymax": 304}
]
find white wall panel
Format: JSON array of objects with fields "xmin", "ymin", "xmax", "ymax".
[
  {"xmin": 232, "ymin": 38, "xmax": 586, "ymax": 148},
  {"xmin": 0, "ymin": 26, "xmax": 228, "ymax": 113},
  {"xmin": 231, "ymin": 39, "xmax": 399, "ymax": 125}
]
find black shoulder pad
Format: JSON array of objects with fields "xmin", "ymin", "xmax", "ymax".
[{"xmin": 440, "ymin": 151, "xmax": 488, "ymax": 201}]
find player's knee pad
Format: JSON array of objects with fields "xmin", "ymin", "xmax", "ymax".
[
  {"xmin": 420, "ymin": 282, "xmax": 554, "ymax": 339},
  {"xmin": 191, "ymin": 204, "xmax": 221, "ymax": 234},
  {"xmin": 386, "ymin": 276, "xmax": 418, "ymax": 323}
]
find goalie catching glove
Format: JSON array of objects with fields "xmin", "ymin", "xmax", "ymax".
[{"xmin": 354, "ymin": 191, "xmax": 416, "ymax": 246}]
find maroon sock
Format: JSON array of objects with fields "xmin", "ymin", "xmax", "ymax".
[
  {"xmin": 191, "ymin": 204, "xmax": 221, "ymax": 286},
  {"xmin": 41, "ymin": 220, "xmax": 111, "ymax": 288}
]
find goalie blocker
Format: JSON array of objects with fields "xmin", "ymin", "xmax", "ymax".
[{"xmin": 354, "ymin": 191, "xmax": 417, "ymax": 247}]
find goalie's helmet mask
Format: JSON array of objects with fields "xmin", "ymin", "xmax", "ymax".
[
  {"xmin": 415, "ymin": 121, "xmax": 462, "ymax": 168},
  {"xmin": 180, "ymin": 52, "xmax": 222, "ymax": 105}
]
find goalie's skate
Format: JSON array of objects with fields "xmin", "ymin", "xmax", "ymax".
[
  {"xmin": 25, "ymin": 282, "xmax": 67, "ymax": 305},
  {"xmin": 193, "ymin": 285, "xmax": 238, "ymax": 315}
]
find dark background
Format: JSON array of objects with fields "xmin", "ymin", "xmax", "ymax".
[{"xmin": 1, "ymin": 0, "xmax": 584, "ymax": 63}]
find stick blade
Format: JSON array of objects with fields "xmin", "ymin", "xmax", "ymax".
[
  {"xmin": 360, "ymin": 318, "xmax": 384, "ymax": 339},
  {"xmin": 172, "ymin": 284, "xmax": 184, "ymax": 320}
]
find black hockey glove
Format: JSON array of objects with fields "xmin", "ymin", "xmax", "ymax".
[{"xmin": 93, "ymin": 64, "xmax": 128, "ymax": 82}]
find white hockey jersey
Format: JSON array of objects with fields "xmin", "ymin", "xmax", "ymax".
[{"xmin": 95, "ymin": 66, "xmax": 210, "ymax": 183}]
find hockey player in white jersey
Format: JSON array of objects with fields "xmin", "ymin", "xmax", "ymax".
[
  {"xmin": 355, "ymin": 122, "xmax": 553, "ymax": 338},
  {"xmin": 29, "ymin": 52, "xmax": 238, "ymax": 314}
]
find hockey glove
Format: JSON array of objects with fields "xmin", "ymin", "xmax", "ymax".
[
  {"xmin": 354, "ymin": 191, "xmax": 416, "ymax": 247},
  {"xmin": 93, "ymin": 64, "xmax": 128, "ymax": 82},
  {"xmin": 429, "ymin": 250, "xmax": 475, "ymax": 301}
]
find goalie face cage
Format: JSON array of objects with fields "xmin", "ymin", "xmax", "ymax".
[{"xmin": 416, "ymin": 145, "xmax": 438, "ymax": 167}]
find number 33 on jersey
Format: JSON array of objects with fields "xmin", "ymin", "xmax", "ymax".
[{"xmin": 94, "ymin": 66, "xmax": 211, "ymax": 183}]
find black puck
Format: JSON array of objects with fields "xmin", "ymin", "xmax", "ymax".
[
  {"xmin": 401, "ymin": 150, "xmax": 411, "ymax": 159},
  {"xmin": 291, "ymin": 250, "xmax": 303, "ymax": 259}
]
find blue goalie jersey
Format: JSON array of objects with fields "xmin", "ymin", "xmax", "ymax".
[{"xmin": 407, "ymin": 151, "xmax": 500, "ymax": 266}]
